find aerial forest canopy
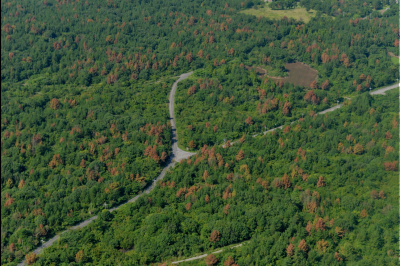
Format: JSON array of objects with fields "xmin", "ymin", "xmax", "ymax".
[
  {"xmin": 0, "ymin": 0, "xmax": 398, "ymax": 265},
  {"xmin": 25, "ymin": 90, "xmax": 399, "ymax": 266}
]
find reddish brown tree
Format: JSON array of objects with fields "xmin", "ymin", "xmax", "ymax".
[
  {"xmin": 209, "ymin": 230, "xmax": 221, "ymax": 243},
  {"xmin": 18, "ymin": 180, "xmax": 25, "ymax": 189},
  {"xmin": 224, "ymin": 256, "xmax": 238, "ymax": 266},
  {"xmin": 335, "ymin": 252, "xmax": 343, "ymax": 262},
  {"xmin": 161, "ymin": 152, "xmax": 168, "ymax": 162},
  {"xmin": 236, "ymin": 149, "xmax": 244, "ymax": 161},
  {"xmin": 50, "ymin": 98, "xmax": 60, "ymax": 110},
  {"xmin": 186, "ymin": 52, "xmax": 193, "ymax": 63},
  {"xmin": 310, "ymin": 80, "xmax": 317, "ymax": 89},
  {"xmin": 75, "ymin": 250, "xmax": 84, "ymax": 263},
  {"xmin": 205, "ymin": 195, "xmax": 210, "ymax": 204},
  {"xmin": 213, "ymin": 125, "xmax": 218, "ymax": 133},
  {"xmin": 353, "ymin": 143, "xmax": 364, "ymax": 154},
  {"xmin": 282, "ymin": 101, "xmax": 291, "ymax": 116},
  {"xmin": 245, "ymin": 116, "xmax": 254, "ymax": 125},
  {"xmin": 298, "ymin": 239, "xmax": 308, "ymax": 253},
  {"xmin": 383, "ymin": 161, "xmax": 398, "ymax": 171},
  {"xmin": 286, "ymin": 243, "xmax": 294, "ymax": 257},
  {"xmin": 306, "ymin": 221, "xmax": 313, "ymax": 235},
  {"xmin": 205, "ymin": 254, "xmax": 218, "ymax": 266},
  {"xmin": 223, "ymin": 204, "xmax": 230, "ymax": 215},
  {"xmin": 317, "ymin": 176, "xmax": 325, "ymax": 187},
  {"xmin": 198, "ymin": 49, "xmax": 204, "ymax": 58},
  {"xmin": 187, "ymin": 86, "xmax": 196, "ymax": 95},
  {"xmin": 203, "ymin": 170, "xmax": 209, "ymax": 181},
  {"xmin": 185, "ymin": 202, "xmax": 192, "ymax": 211},
  {"xmin": 9, "ymin": 243, "xmax": 16, "ymax": 252},
  {"xmin": 360, "ymin": 209, "xmax": 368, "ymax": 218},
  {"xmin": 188, "ymin": 140, "xmax": 196, "ymax": 148},
  {"xmin": 282, "ymin": 173, "xmax": 291, "ymax": 189},
  {"xmin": 321, "ymin": 79, "xmax": 329, "ymax": 90},
  {"xmin": 378, "ymin": 190, "xmax": 386, "ymax": 199},
  {"xmin": 370, "ymin": 190, "xmax": 378, "ymax": 199},
  {"xmin": 25, "ymin": 253, "xmax": 37, "ymax": 265},
  {"xmin": 316, "ymin": 218, "xmax": 326, "ymax": 231}
]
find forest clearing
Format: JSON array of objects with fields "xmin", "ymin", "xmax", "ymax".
[
  {"xmin": 247, "ymin": 62, "xmax": 318, "ymax": 87},
  {"xmin": 240, "ymin": 3, "xmax": 317, "ymax": 23}
]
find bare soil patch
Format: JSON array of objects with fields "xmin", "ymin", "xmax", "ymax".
[{"xmin": 247, "ymin": 62, "xmax": 318, "ymax": 87}]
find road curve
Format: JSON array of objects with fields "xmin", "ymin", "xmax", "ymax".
[
  {"xmin": 18, "ymin": 79, "xmax": 397, "ymax": 265},
  {"xmin": 17, "ymin": 72, "xmax": 196, "ymax": 265}
]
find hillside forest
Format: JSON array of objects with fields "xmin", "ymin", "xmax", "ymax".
[{"xmin": 0, "ymin": 0, "xmax": 398, "ymax": 265}]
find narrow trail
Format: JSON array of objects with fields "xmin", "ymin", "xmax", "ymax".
[
  {"xmin": 18, "ymin": 78, "xmax": 397, "ymax": 265},
  {"xmin": 17, "ymin": 72, "xmax": 195, "ymax": 266}
]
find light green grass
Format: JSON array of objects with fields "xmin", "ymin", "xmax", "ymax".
[
  {"xmin": 240, "ymin": 4, "xmax": 318, "ymax": 23},
  {"xmin": 391, "ymin": 56, "xmax": 400, "ymax": 65}
]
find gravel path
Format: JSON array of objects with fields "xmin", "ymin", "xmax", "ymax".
[{"xmin": 17, "ymin": 72, "xmax": 196, "ymax": 265}]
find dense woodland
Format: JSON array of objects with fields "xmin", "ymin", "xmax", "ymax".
[
  {"xmin": 1, "ymin": 0, "xmax": 399, "ymax": 265},
  {"xmin": 26, "ymin": 91, "xmax": 398, "ymax": 265}
]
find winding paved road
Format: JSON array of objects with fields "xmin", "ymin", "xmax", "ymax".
[
  {"xmin": 17, "ymin": 72, "xmax": 196, "ymax": 265},
  {"xmin": 18, "ymin": 78, "xmax": 398, "ymax": 265}
]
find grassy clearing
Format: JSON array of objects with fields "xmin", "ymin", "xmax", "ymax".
[
  {"xmin": 240, "ymin": 3, "xmax": 318, "ymax": 23},
  {"xmin": 390, "ymin": 56, "xmax": 400, "ymax": 65}
]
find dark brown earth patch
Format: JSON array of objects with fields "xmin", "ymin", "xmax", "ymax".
[{"xmin": 246, "ymin": 62, "xmax": 318, "ymax": 88}]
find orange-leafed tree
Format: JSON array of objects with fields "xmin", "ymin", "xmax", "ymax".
[
  {"xmin": 315, "ymin": 218, "xmax": 326, "ymax": 231},
  {"xmin": 306, "ymin": 221, "xmax": 313, "ymax": 235},
  {"xmin": 18, "ymin": 179, "xmax": 25, "ymax": 189},
  {"xmin": 282, "ymin": 101, "xmax": 291, "ymax": 116},
  {"xmin": 187, "ymin": 86, "xmax": 196, "ymax": 95},
  {"xmin": 286, "ymin": 243, "xmax": 294, "ymax": 257},
  {"xmin": 198, "ymin": 49, "xmax": 204, "ymax": 58},
  {"xmin": 188, "ymin": 140, "xmax": 196, "ymax": 148},
  {"xmin": 161, "ymin": 152, "xmax": 168, "ymax": 162},
  {"xmin": 205, "ymin": 254, "xmax": 218, "ymax": 266},
  {"xmin": 321, "ymin": 79, "xmax": 329, "ymax": 90},
  {"xmin": 360, "ymin": 209, "xmax": 368, "ymax": 218},
  {"xmin": 209, "ymin": 230, "xmax": 221, "ymax": 242},
  {"xmin": 245, "ymin": 116, "xmax": 253, "ymax": 125},
  {"xmin": 203, "ymin": 170, "xmax": 209, "ymax": 181},
  {"xmin": 317, "ymin": 176, "xmax": 325, "ymax": 187},
  {"xmin": 205, "ymin": 195, "xmax": 210, "ymax": 204},
  {"xmin": 310, "ymin": 80, "xmax": 317, "ymax": 89},
  {"xmin": 298, "ymin": 239, "xmax": 308, "ymax": 253},
  {"xmin": 9, "ymin": 243, "xmax": 16, "ymax": 252},
  {"xmin": 223, "ymin": 204, "xmax": 230, "ymax": 215},
  {"xmin": 213, "ymin": 125, "xmax": 218, "ymax": 133},
  {"xmin": 186, "ymin": 52, "xmax": 193, "ymax": 63},
  {"xmin": 50, "ymin": 98, "xmax": 60, "ymax": 110},
  {"xmin": 236, "ymin": 149, "xmax": 244, "ymax": 161},
  {"xmin": 75, "ymin": 250, "xmax": 85, "ymax": 263},
  {"xmin": 25, "ymin": 253, "xmax": 37, "ymax": 265},
  {"xmin": 282, "ymin": 173, "xmax": 291, "ymax": 189}
]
